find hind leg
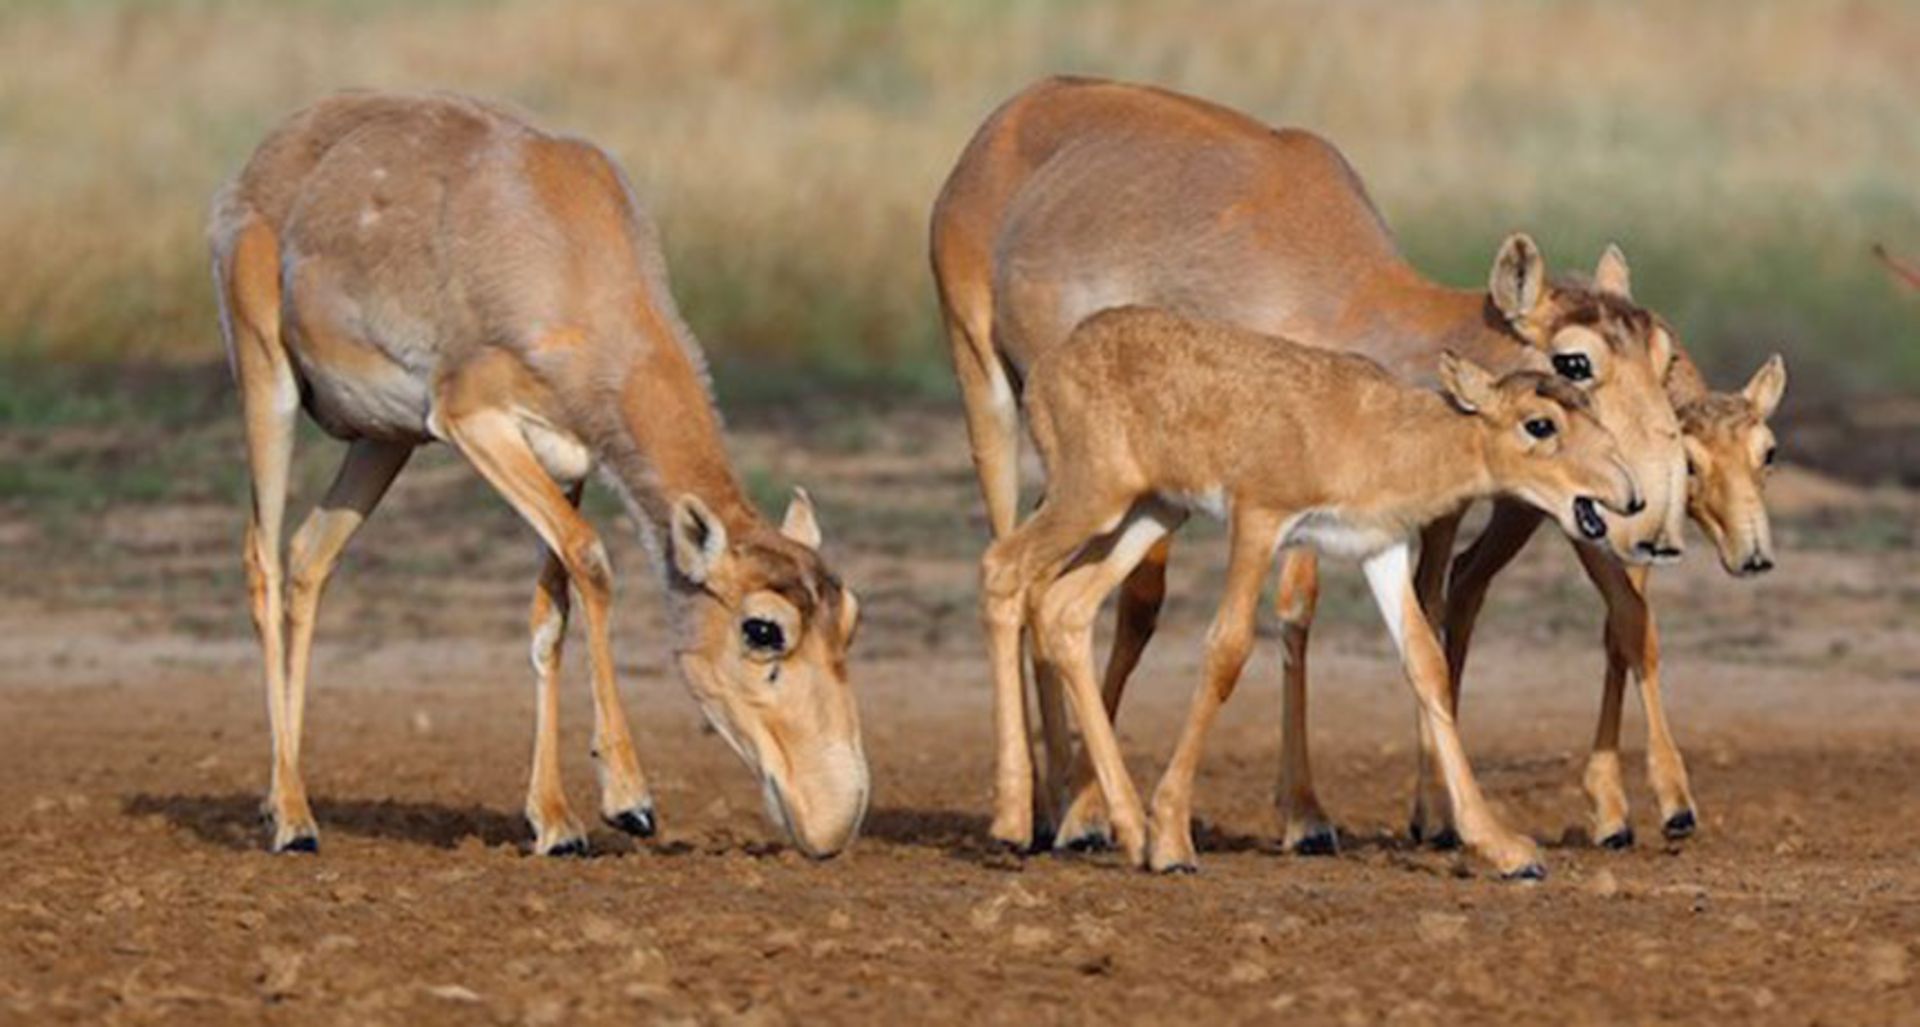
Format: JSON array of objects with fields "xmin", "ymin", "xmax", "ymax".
[
  {"xmin": 280, "ymin": 438, "xmax": 412, "ymax": 838},
  {"xmin": 1055, "ymin": 534, "xmax": 1174, "ymax": 850},
  {"xmin": 1273, "ymin": 549, "xmax": 1337, "ymax": 854},
  {"xmin": 218, "ymin": 218, "xmax": 315, "ymax": 853}
]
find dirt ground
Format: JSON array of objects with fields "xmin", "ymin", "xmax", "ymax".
[{"xmin": 2, "ymin": 401, "xmax": 1918, "ymax": 1025}]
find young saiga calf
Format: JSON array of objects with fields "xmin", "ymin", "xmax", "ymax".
[
  {"xmin": 210, "ymin": 92, "xmax": 868, "ymax": 858},
  {"xmin": 982, "ymin": 307, "xmax": 1642, "ymax": 877}
]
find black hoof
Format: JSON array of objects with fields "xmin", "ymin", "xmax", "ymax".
[
  {"xmin": 606, "ymin": 806, "xmax": 657, "ymax": 838},
  {"xmin": 1292, "ymin": 829, "xmax": 1340, "ymax": 857},
  {"xmin": 1502, "ymin": 862, "xmax": 1547, "ymax": 882},
  {"xmin": 1055, "ymin": 829, "xmax": 1113, "ymax": 853},
  {"xmin": 1662, "ymin": 810, "xmax": 1697, "ymax": 840},
  {"xmin": 274, "ymin": 834, "xmax": 319, "ymax": 855},
  {"xmin": 1599, "ymin": 827, "xmax": 1636, "ymax": 851},
  {"xmin": 1427, "ymin": 827, "xmax": 1463, "ymax": 852},
  {"xmin": 545, "ymin": 837, "xmax": 590, "ymax": 858},
  {"xmin": 1157, "ymin": 862, "xmax": 1199, "ymax": 876}
]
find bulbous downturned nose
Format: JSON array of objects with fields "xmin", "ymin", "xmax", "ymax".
[{"xmin": 765, "ymin": 746, "xmax": 870, "ymax": 859}]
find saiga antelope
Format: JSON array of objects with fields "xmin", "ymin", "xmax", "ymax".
[
  {"xmin": 986, "ymin": 306, "xmax": 1641, "ymax": 874},
  {"xmin": 929, "ymin": 75, "xmax": 1686, "ymax": 856},
  {"xmin": 1428, "ymin": 350, "xmax": 1785, "ymax": 847},
  {"xmin": 210, "ymin": 92, "xmax": 868, "ymax": 858}
]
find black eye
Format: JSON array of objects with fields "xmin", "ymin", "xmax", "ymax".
[
  {"xmin": 1551, "ymin": 353, "xmax": 1594, "ymax": 382},
  {"xmin": 1524, "ymin": 417, "xmax": 1557, "ymax": 440},
  {"xmin": 1763, "ymin": 446, "xmax": 1777, "ymax": 467},
  {"xmin": 742, "ymin": 617, "xmax": 785, "ymax": 653}
]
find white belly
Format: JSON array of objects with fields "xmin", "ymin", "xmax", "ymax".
[{"xmin": 1278, "ymin": 509, "xmax": 1405, "ymax": 561}]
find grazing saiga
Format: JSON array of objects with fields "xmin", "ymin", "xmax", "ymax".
[
  {"xmin": 210, "ymin": 92, "xmax": 868, "ymax": 858},
  {"xmin": 985, "ymin": 306, "xmax": 1641, "ymax": 874},
  {"xmin": 929, "ymin": 75, "xmax": 1685, "ymax": 854}
]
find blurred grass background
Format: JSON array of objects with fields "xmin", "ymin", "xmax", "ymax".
[{"xmin": 0, "ymin": 0, "xmax": 1915, "ymax": 406}]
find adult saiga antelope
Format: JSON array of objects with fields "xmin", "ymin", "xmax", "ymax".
[
  {"xmin": 986, "ymin": 306, "xmax": 1641, "ymax": 874},
  {"xmin": 930, "ymin": 76, "xmax": 1686, "ymax": 856},
  {"xmin": 210, "ymin": 92, "xmax": 868, "ymax": 858}
]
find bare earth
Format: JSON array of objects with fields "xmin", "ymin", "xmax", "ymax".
[{"xmin": 2, "ymin": 403, "xmax": 1917, "ymax": 1025}]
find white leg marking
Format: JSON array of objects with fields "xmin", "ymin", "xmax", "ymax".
[{"xmin": 1361, "ymin": 542, "xmax": 1413, "ymax": 653}]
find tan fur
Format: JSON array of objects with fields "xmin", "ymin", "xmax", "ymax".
[
  {"xmin": 210, "ymin": 91, "xmax": 867, "ymax": 858},
  {"xmin": 983, "ymin": 307, "xmax": 1637, "ymax": 874},
  {"xmin": 927, "ymin": 77, "xmax": 1777, "ymax": 855}
]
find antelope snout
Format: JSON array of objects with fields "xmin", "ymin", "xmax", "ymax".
[{"xmin": 763, "ymin": 744, "xmax": 870, "ymax": 859}]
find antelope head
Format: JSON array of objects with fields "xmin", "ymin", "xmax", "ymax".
[
  {"xmin": 1489, "ymin": 235, "xmax": 1687, "ymax": 563},
  {"xmin": 1440, "ymin": 353, "xmax": 1643, "ymax": 547},
  {"xmin": 1680, "ymin": 355, "xmax": 1787, "ymax": 576},
  {"xmin": 666, "ymin": 489, "xmax": 869, "ymax": 858}
]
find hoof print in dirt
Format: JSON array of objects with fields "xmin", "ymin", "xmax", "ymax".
[
  {"xmin": 1662, "ymin": 810, "xmax": 1698, "ymax": 840},
  {"xmin": 606, "ymin": 807, "xmax": 657, "ymax": 838},
  {"xmin": 1599, "ymin": 828, "xmax": 1636, "ymax": 851}
]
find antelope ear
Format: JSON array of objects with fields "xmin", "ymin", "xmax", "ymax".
[
  {"xmin": 1489, "ymin": 233, "xmax": 1548, "ymax": 331},
  {"xmin": 670, "ymin": 494, "xmax": 729, "ymax": 584},
  {"xmin": 1648, "ymin": 323, "xmax": 1675, "ymax": 377},
  {"xmin": 780, "ymin": 486, "xmax": 823, "ymax": 550},
  {"xmin": 1743, "ymin": 354, "xmax": 1787, "ymax": 421},
  {"xmin": 1438, "ymin": 351, "xmax": 1499, "ymax": 415},
  {"xmin": 1594, "ymin": 243, "xmax": 1632, "ymax": 299}
]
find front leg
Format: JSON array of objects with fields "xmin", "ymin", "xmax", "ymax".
[
  {"xmin": 1421, "ymin": 502, "xmax": 1541, "ymax": 846},
  {"xmin": 1363, "ymin": 544, "xmax": 1544, "ymax": 879},
  {"xmin": 1147, "ymin": 511, "xmax": 1277, "ymax": 872},
  {"xmin": 443, "ymin": 403, "xmax": 655, "ymax": 852},
  {"xmin": 1056, "ymin": 534, "xmax": 1174, "ymax": 851}
]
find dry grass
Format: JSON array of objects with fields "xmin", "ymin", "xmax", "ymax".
[{"xmin": 1, "ymin": 0, "xmax": 1916, "ymax": 395}]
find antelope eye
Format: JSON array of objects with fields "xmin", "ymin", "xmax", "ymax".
[
  {"xmin": 1763, "ymin": 446, "xmax": 1777, "ymax": 467},
  {"xmin": 742, "ymin": 617, "xmax": 785, "ymax": 653},
  {"xmin": 1551, "ymin": 353, "xmax": 1594, "ymax": 382},
  {"xmin": 1524, "ymin": 417, "xmax": 1558, "ymax": 440}
]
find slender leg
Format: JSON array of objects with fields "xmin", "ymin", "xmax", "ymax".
[
  {"xmin": 979, "ymin": 494, "xmax": 1122, "ymax": 850},
  {"xmin": 441, "ymin": 404, "xmax": 653, "ymax": 850},
  {"xmin": 522, "ymin": 483, "xmax": 594, "ymax": 855},
  {"xmin": 1406, "ymin": 512, "xmax": 1465, "ymax": 846},
  {"xmin": 1574, "ymin": 549, "xmax": 1697, "ymax": 841},
  {"xmin": 1055, "ymin": 534, "xmax": 1174, "ymax": 850},
  {"xmin": 283, "ymin": 441, "xmax": 413, "ymax": 767},
  {"xmin": 1273, "ymin": 548, "xmax": 1336, "ymax": 854},
  {"xmin": 1364, "ymin": 544, "xmax": 1544, "ymax": 878},
  {"xmin": 1146, "ymin": 510, "xmax": 1279, "ymax": 872},
  {"xmin": 944, "ymin": 304, "xmax": 1062, "ymax": 834},
  {"xmin": 218, "ymin": 218, "xmax": 314, "ymax": 854},
  {"xmin": 1415, "ymin": 501, "xmax": 1541, "ymax": 846},
  {"xmin": 1029, "ymin": 508, "xmax": 1178, "ymax": 867}
]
